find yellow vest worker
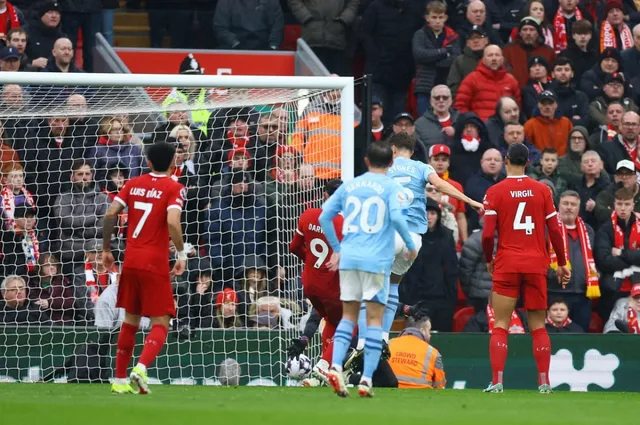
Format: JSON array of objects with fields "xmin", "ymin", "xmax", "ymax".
[{"xmin": 389, "ymin": 320, "xmax": 446, "ymax": 389}]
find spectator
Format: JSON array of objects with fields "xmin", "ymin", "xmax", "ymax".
[
  {"xmin": 6, "ymin": 27, "xmax": 34, "ymax": 71},
  {"xmin": 94, "ymin": 280, "xmax": 150, "ymax": 330},
  {"xmin": 588, "ymin": 73, "xmax": 637, "ymax": 128},
  {"xmin": 185, "ymin": 270, "xmax": 215, "ymax": 328},
  {"xmin": 66, "ymin": 93, "xmax": 99, "ymax": 152},
  {"xmin": 0, "ymin": 46, "xmax": 18, "ymax": 72},
  {"xmin": 580, "ymin": 47, "xmax": 622, "ymax": 101},
  {"xmin": 465, "ymin": 148, "xmax": 504, "ymax": 232},
  {"xmin": 495, "ymin": 0, "xmax": 529, "ymax": 43},
  {"xmin": 524, "ymin": 90, "xmax": 573, "ymax": 155},
  {"xmin": 25, "ymin": 1, "xmax": 64, "ymax": 69},
  {"xmin": 54, "ymin": 160, "xmax": 109, "ymax": 265},
  {"xmin": 599, "ymin": 111, "xmax": 640, "ymax": 177},
  {"xmin": 545, "ymin": 298, "xmax": 586, "ymax": 332},
  {"xmin": 414, "ymin": 85, "xmax": 459, "ymax": 150},
  {"xmin": 169, "ymin": 125, "xmax": 197, "ymax": 173},
  {"xmin": 361, "ymin": 0, "xmax": 424, "ymax": 125},
  {"xmin": 370, "ymin": 97, "xmax": 385, "ymax": 141},
  {"xmin": 463, "ymin": 302, "xmax": 528, "ymax": 332},
  {"xmin": 547, "ymin": 190, "xmax": 597, "ymax": 332},
  {"xmin": 485, "ymin": 96, "xmax": 521, "ymax": 147},
  {"xmin": 1, "ymin": 204, "xmax": 39, "ymax": 277},
  {"xmin": 558, "ymin": 19, "xmax": 596, "ymax": 84},
  {"xmin": 459, "ymin": 216, "xmax": 494, "ymax": 311},
  {"xmin": 603, "ymin": 282, "xmax": 640, "ymax": 333},
  {"xmin": 388, "ymin": 113, "xmax": 427, "ymax": 163},
  {"xmin": 509, "ymin": 0, "xmax": 555, "ymax": 48},
  {"xmin": 212, "ymin": 287, "xmax": 243, "ymax": 329},
  {"xmin": 0, "ymin": 1, "xmax": 22, "ymax": 46},
  {"xmin": 552, "ymin": 0, "xmax": 593, "ymax": 54},
  {"xmin": 249, "ymin": 295, "xmax": 295, "ymax": 329},
  {"xmin": 146, "ymin": 0, "xmax": 193, "ymax": 49},
  {"xmin": 446, "ymin": 25, "xmax": 489, "ymax": 99},
  {"xmin": 426, "ymin": 184, "xmax": 460, "ymax": 245},
  {"xmin": 521, "ymin": 56, "xmax": 551, "ymax": 119},
  {"xmin": 571, "ymin": 150, "xmax": 609, "ymax": 229},
  {"xmin": 599, "ymin": 0, "xmax": 632, "ymax": 52},
  {"xmin": 0, "ymin": 275, "xmax": 51, "ymax": 325},
  {"xmin": 449, "ymin": 112, "xmax": 491, "ymax": 186},
  {"xmin": 528, "ymin": 147, "xmax": 569, "ymax": 199},
  {"xmin": 503, "ymin": 17, "xmax": 556, "ymax": 88},
  {"xmin": 213, "ymin": 0, "xmax": 284, "ymax": 50},
  {"xmin": 546, "ymin": 56, "xmax": 590, "ymax": 127},
  {"xmin": 621, "ymin": 24, "xmax": 640, "ymax": 80},
  {"xmin": 457, "ymin": 0, "xmax": 502, "ymax": 47},
  {"xmin": 1, "ymin": 164, "xmax": 35, "ymax": 230},
  {"xmin": 59, "ymin": 0, "xmax": 100, "ymax": 72},
  {"xmin": 497, "ymin": 121, "xmax": 542, "ymax": 167},
  {"xmin": 595, "ymin": 187, "xmax": 640, "ymax": 321},
  {"xmin": 288, "ymin": 0, "xmax": 358, "ymax": 75},
  {"xmin": 455, "ymin": 45, "xmax": 521, "ymax": 121},
  {"xmin": 42, "ymin": 37, "xmax": 82, "ymax": 73},
  {"xmin": 401, "ymin": 198, "xmax": 458, "ymax": 332},
  {"xmin": 172, "ymin": 143, "xmax": 205, "ymax": 246},
  {"xmin": 558, "ymin": 126, "xmax": 591, "ymax": 185},
  {"xmin": 27, "ymin": 253, "xmax": 76, "ymax": 324},
  {"xmin": 412, "ymin": 1, "xmax": 460, "ymax": 117},
  {"xmin": 595, "ymin": 158, "xmax": 640, "ymax": 223},
  {"xmin": 590, "ymin": 101, "xmax": 624, "ymax": 148},
  {"xmin": 75, "ymin": 239, "xmax": 118, "ymax": 307}
]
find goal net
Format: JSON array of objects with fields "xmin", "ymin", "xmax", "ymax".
[{"xmin": 0, "ymin": 72, "xmax": 354, "ymax": 386}]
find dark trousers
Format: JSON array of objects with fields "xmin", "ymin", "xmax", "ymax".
[
  {"xmin": 148, "ymin": 9, "xmax": 193, "ymax": 48},
  {"xmin": 549, "ymin": 292, "xmax": 592, "ymax": 332},
  {"xmin": 372, "ymin": 83, "xmax": 408, "ymax": 127},
  {"xmin": 312, "ymin": 47, "xmax": 350, "ymax": 76},
  {"xmin": 63, "ymin": 12, "xmax": 101, "ymax": 72},
  {"xmin": 421, "ymin": 299, "xmax": 455, "ymax": 332}
]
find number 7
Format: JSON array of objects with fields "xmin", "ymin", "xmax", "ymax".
[{"xmin": 132, "ymin": 201, "xmax": 153, "ymax": 238}]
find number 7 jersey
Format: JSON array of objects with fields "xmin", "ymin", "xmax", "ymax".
[
  {"xmin": 483, "ymin": 175, "xmax": 558, "ymax": 274},
  {"xmin": 114, "ymin": 173, "xmax": 186, "ymax": 275}
]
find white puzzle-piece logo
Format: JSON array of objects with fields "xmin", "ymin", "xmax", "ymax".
[{"xmin": 549, "ymin": 349, "xmax": 619, "ymax": 392}]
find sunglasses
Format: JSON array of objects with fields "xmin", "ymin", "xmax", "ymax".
[{"xmin": 432, "ymin": 95, "xmax": 450, "ymax": 101}]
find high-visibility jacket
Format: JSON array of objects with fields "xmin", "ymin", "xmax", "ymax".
[
  {"xmin": 162, "ymin": 88, "xmax": 211, "ymax": 135},
  {"xmin": 389, "ymin": 333, "xmax": 446, "ymax": 389},
  {"xmin": 291, "ymin": 109, "xmax": 342, "ymax": 180}
]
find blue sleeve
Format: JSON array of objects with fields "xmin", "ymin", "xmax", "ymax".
[
  {"xmin": 389, "ymin": 186, "xmax": 416, "ymax": 252},
  {"xmin": 422, "ymin": 163, "xmax": 435, "ymax": 183},
  {"xmin": 319, "ymin": 187, "xmax": 343, "ymax": 252}
]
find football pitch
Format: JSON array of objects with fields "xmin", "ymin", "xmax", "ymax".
[{"xmin": 0, "ymin": 384, "xmax": 637, "ymax": 425}]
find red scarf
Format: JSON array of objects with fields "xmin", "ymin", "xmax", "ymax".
[
  {"xmin": 554, "ymin": 7, "xmax": 583, "ymax": 53},
  {"xmin": 607, "ymin": 124, "xmax": 617, "ymax": 141},
  {"xmin": 620, "ymin": 139, "xmax": 640, "ymax": 171},
  {"xmin": 1, "ymin": 185, "xmax": 35, "ymax": 231},
  {"xmin": 628, "ymin": 307, "xmax": 640, "ymax": 333},
  {"xmin": 600, "ymin": 20, "xmax": 633, "ymax": 52},
  {"xmin": 486, "ymin": 305, "xmax": 526, "ymax": 334},
  {"xmin": 549, "ymin": 217, "xmax": 601, "ymax": 298},
  {"xmin": 612, "ymin": 211, "xmax": 640, "ymax": 292},
  {"xmin": 0, "ymin": 3, "xmax": 20, "ymax": 41},
  {"xmin": 85, "ymin": 259, "xmax": 118, "ymax": 304},
  {"xmin": 172, "ymin": 164, "xmax": 184, "ymax": 179},
  {"xmin": 227, "ymin": 130, "xmax": 249, "ymax": 148},
  {"xmin": 545, "ymin": 316, "xmax": 573, "ymax": 327}
]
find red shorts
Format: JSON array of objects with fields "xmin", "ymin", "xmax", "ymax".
[
  {"xmin": 492, "ymin": 272, "xmax": 547, "ymax": 311},
  {"xmin": 116, "ymin": 267, "xmax": 176, "ymax": 318},
  {"xmin": 307, "ymin": 295, "xmax": 343, "ymax": 326}
]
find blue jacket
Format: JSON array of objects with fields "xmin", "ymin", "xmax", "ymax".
[
  {"xmin": 465, "ymin": 170, "xmax": 504, "ymax": 232},
  {"xmin": 88, "ymin": 142, "xmax": 144, "ymax": 181}
]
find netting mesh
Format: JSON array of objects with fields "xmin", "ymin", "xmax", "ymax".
[{"xmin": 0, "ymin": 80, "xmax": 348, "ymax": 386}]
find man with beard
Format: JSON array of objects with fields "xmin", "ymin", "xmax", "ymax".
[
  {"xmin": 588, "ymin": 73, "xmax": 637, "ymax": 128},
  {"xmin": 447, "ymin": 25, "xmax": 489, "ymax": 99},
  {"xmin": 503, "ymin": 17, "xmax": 556, "ymax": 88},
  {"xmin": 546, "ymin": 57, "xmax": 589, "ymax": 127}
]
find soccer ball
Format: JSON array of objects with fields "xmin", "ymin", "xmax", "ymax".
[{"xmin": 286, "ymin": 354, "xmax": 312, "ymax": 379}]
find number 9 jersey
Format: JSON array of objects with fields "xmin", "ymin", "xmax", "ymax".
[{"xmin": 482, "ymin": 175, "xmax": 558, "ymax": 275}]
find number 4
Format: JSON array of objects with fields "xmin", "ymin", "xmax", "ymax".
[
  {"xmin": 132, "ymin": 201, "xmax": 153, "ymax": 238},
  {"xmin": 513, "ymin": 202, "xmax": 534, "ymax": 235}
]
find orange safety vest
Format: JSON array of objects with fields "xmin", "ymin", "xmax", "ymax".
[
  {"xmin": 388, "ymin": 334, "xmax": 446, "ymax": 389},
  {"xmin": 291, "ymin": 110, "xmax": 342, "ymax": 180}
]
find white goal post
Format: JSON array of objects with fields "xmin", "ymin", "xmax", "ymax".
[{"xmin": 0, "ymin": 72, "xmax": 355, "ymax": 386}]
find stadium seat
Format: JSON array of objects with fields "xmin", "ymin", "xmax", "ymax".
[
  {"xmin": 457, "ymin": 281, "xmax": 466, "ymax": 308},
  {"xmin": 405, "ymin": 78, "xmax": 417, "ymax": 118},
  {"xmin": 589, "ymin": 312, "xmax": 603, "ymax": 333},
  {"xmin": 280, "ymin": 25, "xmax": 301, "ymax": 51},
  {"xmin": 453, "ymin": 306, "xmax": 475, "ymax": 332}
]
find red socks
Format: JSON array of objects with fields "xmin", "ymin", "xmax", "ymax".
[
  {"xmin": 115, "ymin": 322, "xmax": 137, "ymax": 379},
  {"xmin": 531, "ymin": 328, "xmax": 551, "ymax": 386},
  {"xmin": 139, "ymin": 325, "xmax": 168, "ymax": 368},
  {"xmin": 489, "ymin": 327, "xmax": 508, "ymax": 385},
  {"xmin": 321, "ymin": 321, "xmax": 337, "ymax": 363}
]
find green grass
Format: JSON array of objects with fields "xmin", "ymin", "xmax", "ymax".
[{"xmin": 0, "ymin": 384, "xmax": 637, "ymax": 424}]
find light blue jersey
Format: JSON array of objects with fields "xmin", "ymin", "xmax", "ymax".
[
  {"xmin": 387, "ymin": 156, "xmax": 435, "ymax": 235},
  {"xmin": 319, "ymin": 172, "xmax": 416, "ymax": 275}
]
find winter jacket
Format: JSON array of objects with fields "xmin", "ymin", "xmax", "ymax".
[
  {"xmin": 455, "ymin": 61, "xmax": 521, "ymax": 121},
  {"xmin": 0, "ymin": 299, "xmax": 51, "ymax": 326},
  {"xmin": 28, "ymin": 275, "xmax": 76, "ymax": 324},
  {"xmin": 412, "ymin": 25, "xmax": 460, "ymax": 95},
  {"xmin": 25, "ymin": 19, "xmax": 64, "ymax": 61},
  {"xmin": 560, "ymin": 44, "xmax": 598, "ymax": 87},
  {"xmin": 545, "ymin": 321, "xmax": 586, "ymax": 333},
  {"xmin": 502, "ymin": 40, "xmax": 556, "ymax": 88},
  {"xmin": 547, "ymin": 222, "xmax": 595, "ymax": 294},
  {"xmin": 465, "ymin": 170, "xmax": 503, "ymax": 232},
  {"xmin": 546, "ymin": 81, "xmax": 591, "ymax": 128},
  {"xmin": 621, "ymin": 46, "xmax": 640, "ymax": 80},
  {"xmin": 524, "ymin": 115, "xmax": 573, "ymax": 156},
  {"xmin": 414, "ymin": 108, "xmax": 460, "ymax": 150},
  {"xmin": 459, "ymin": 226, "xmax": 494, "ymax": 301},
  {"xmin": 485, "ymin": 114, "xmax": 509, "ymax": 148},
  {"xmin": 497, "ymin": 138, "xmax": 542, "ymax": 166},
  {"xmin": 589, "ymin": 125, "xmax": 618, "ymax": 150},
  {"xmin": 59, "ymin": 0, "xmax": 102, "ymax": 12},
  {"xmin": 558, "ymin": 126, "xmax": 590, "ymax": 186},
  {"xmin": 521, "ymin": 80, "xmax": 549, "ymax": 120},
  {"xmin": 214, "ymin": 0, "xmax": 284, "ymax": 50},
  {"xmin": 604, "ymin": 297, "xmax": 634, "ymax": 333},
  {"xmin": 493, "ymin": 0, "xmax": 528, "ymax": 41},
  {"xmin": 288, "ymin": 0, "xmax": 359, "ymax": 50},
  {"xmin": 588, "ymin": 96, "xmax": 638, "ymax": 128},
  {"xmin": 527, "ymin": 166, "xmax": 569, "ymax": 202},
  {"xmin": 446, "ymin": 46, "xmax": 484, "ymax": 100},
  {"xmin": 594, "ymin": 182, "xmax": 640, "ymax": 225},
  {"xmin": 594, "ymin": 214, "xmax": 640, "ymax": 292},
  {"xmin": 571, "ymin": 173, "xmax": 610, "ymax": 229},
  {"xmin": 598, "ymin": 135, "xmax": 633, "ymax": 178},
  {"xmin": 88, "ymin": 142, "xmax": 145, "ymax": 183},
  {"xmin": 456, "ymin": 20, "xmax": 503, "ymax": 48},
  {"xmin": 448, "ymin": 112, "xmax": 491, "ymax": 186},
  {"xmin": 361, "ymin": 0, "xmax": 425, "ymax": 89},
  {"xmin": 580, "ymin": 63, "xmax": 615, "ymax": 101}
]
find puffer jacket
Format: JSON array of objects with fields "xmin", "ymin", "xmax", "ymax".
[
  {"xmin": 459, "ymin": 225, "xmax": 495, "ymax": 301},
  {"xmin": 448, "ymin": 112, "xmax": 491, "ymax": 186},
  {"xmin": 447, "ymin": 46, "xmax": 484, "ymax": 100},
  {"xmin": 524, "ymin": 113, "xmax": 573, "ymax": 156},
  {"xmin": 414, "ymin": 108, "xmax": 460, "ymax": 150},
  {"xmin": 558, "ymin": 126, "xmax": 591, "ymax": 186},
  {"xmin": 288, "ymin": 0, "xmax": 359, "ymax": 50},
  {"xmin": 580, "ymin": 63, "xmax": 617, "ymax": 101},
  {"xmin": 413, "ymin": 25, "xmax": 460, "ymax": 95},
  {"xmin": 604, "ymin": 297, "xmax": 634, "ymax": 333},
  {"xmin": 588, "ymin": 96, "xmax": 637, "ymax": 128},
  {"xmin": 455, "ymin": 61, "xmax": 521, "ymax": 121},
  {"xmin": 502, "ymin": 39, "xmax": 556, "ymax": 88}
]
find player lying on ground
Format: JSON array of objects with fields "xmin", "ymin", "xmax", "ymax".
[
  {"xmin": 481, "ymin": 142, "xmax": 570, "ymax": 394},
  {"xmin": 319, "ymin": 141, "xmax": 417, "ymax": 398},
  {"xmin": 355, "ymin": 132, "xmax": 484, "ymax": 352},
  {"xmin": 289, "ymin": 179, "xmax": 344, "ymax": 384},
  {"xmin": 102, "ymin": 142, "xmax": 188, "ymax": 395}
]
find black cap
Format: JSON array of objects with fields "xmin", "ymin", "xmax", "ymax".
[
  {"xmin": 325, "ymin": 179, "xmax": 343, "ymax": 197},
  {"xmin": 38, "ymin": 0, "xmax": 60, "ymax": 18},
  {"xmin": 469, "ymin": 25, "xmax": 487, "ymax": 37},
  {"xmin": 0, "ymin": 46, "xmax": 19, "ymax": 61},
  {"xmin": 600, "ymin": 47, "xmax": 622, "ymax": 64},
  {"xmin": 371, "ymin": 96, "xmax": 383, "ymax": 107},
  {"xmin": 426, "ymin": 197, "xmax": 440, "ymax": 212},
  {"xmin": 394, "ymin": 112, "xmax": 415, "ymax": 124},
  {"xmin": 506, "ymin": 143, "xmax": 530, "ymax": 166},
  {"xmin": 604, "ymin": 72, "xmax": 625, "ymax": 85},
  {"xmin": 528, "ymin": 55, "xmax": 549, "ymax": 70},
  {"xmin": 179, "ymin": 53, "xmax": 203, "ymax": 75},
  {"xmin": 519, "ymin": 16, "xmax": 542, "ymax": 34},
  {"xmin": 538, "ymin": 90, "xmax": 557, "ymax": 103},
  {"xmin": 14, "ymin": 204, "xmax": 36, "ymax": 218}
]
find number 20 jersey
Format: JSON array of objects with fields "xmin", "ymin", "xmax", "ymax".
[
  {"xmin": 483, "ymin": 175, "xmax": 558, "ymax": 275},
  {"xmin": 114, "ymin": 173, "xmax": 186, "ymax": 275}
]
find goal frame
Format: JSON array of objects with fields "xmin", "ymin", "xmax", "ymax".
[{"xmin": 0, "ymin": 72, "xmax": 356, "ymax": 181}]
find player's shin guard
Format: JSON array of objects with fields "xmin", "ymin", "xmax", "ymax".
[
  {"xmin": 356, "ymin": 303, "xmax": 367, "ymax": 350},
  {"xmin": 531, "ymin": 328, "xmax": 551, "ymax": 386},
  {"xmin": 489, "ymin": 327, "xmax": 509, "ymax": 386},
  {"xmin": 363, "ymin": 326, "xmax": 383, "ymax": 385},
  {"xmin": 138, "ymin": 324, "xmax": 168, "ymax": 368},
  {"xmin": 381, "ymin": 284, "xmax": 399, "ymax": 342},
  {"xmin": 321, "ymin": 320, "xmax": 337, "ymax": 363},
  {"xmin": 115, "ymin": 322, "xmax": 137, "ymax": 379},
  {"xmin": 331, "ymin": 319, "xmax": 356, "ymax": 371}
]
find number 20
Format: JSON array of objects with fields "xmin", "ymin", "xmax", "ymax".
[
  {"xmin": 513, "ymin": 201, "xmax": 534, "ymax": 235},
  {"xmin": 343, "ymin": 196, "xmax": 386, "ymax": 234}
]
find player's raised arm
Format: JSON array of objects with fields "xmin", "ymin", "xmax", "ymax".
[
  {"xmin": 428, "ymin": 172, "xmax": 484, "ymax": 212},
  {"xmin": 102, "ymin": 197, "xmax": 125, "ymax": 269}
]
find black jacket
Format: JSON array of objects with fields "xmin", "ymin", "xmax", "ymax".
[
  {"xmin": 545, "ymin": 321, "xmax": 586, "ymax": 333},
  {"xmin": 25, "ymin": 19, "xmax": 65, "ymax": 61},
  {"xmin": 449, "ymin": 112, "xmax": 491, "ymax": 187},
  {"xmin": 521, "ymin": 80, "xmax": 549, "ymax": 120},
  {"xmin": 493, "ymin": 0, "xmax": 528, "ymax": 41},
  {"xmin": 0, "ymin": 299, "xmax": 52, "ymax": 326},
  {"xmin": 621, "ymin": 46, "xmax": 640, "ymax": 81},
  {"xmin": 547, "ymin": 222, "xmax": 595, "ymax": 294},
  {"xmin": 465, "ymin": 170, "xmax": 504, "ymax": 232},
  {"xmin": 560, "ymin": 44, "xmax": 598, "ymax": 88},
  {"xmin": 580, "ymin": 63, "xmax": 615, "ymax": 102},
  {"xmin": 571, "ymin": 173, "xmax": 611, "ymax": 229},
  {"xmin": 597, "ymin": 135, "xmax": 632, "ymax": 178},
  {"xmin": 595, "ymin": 215, "xmax": 640, "ymax": 292},
  {"xmin": 547, "ymin": 80, "xmax": 590, "ymax": 128},
  {"xmin": 412, "ymin": 25, "xmax": 460, "ymax": 95}
]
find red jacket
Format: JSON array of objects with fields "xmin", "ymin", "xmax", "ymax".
[
  {"xmin": 455, "ymin": 62, "xmax": 521, "ymax": 121},
  {"xmin": 502, "ymin": 40, "xmax": 556, "ymax": 88}
]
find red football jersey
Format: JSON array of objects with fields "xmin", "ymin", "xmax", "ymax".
[
  {"xmin": 289, "ymin": 208, "xmax": 343, "ymax": 299},
  {"xmin": 114, "ymin": 173, "xmax": 185, "ymax": 275},
  {"xmin": 483, "ymin": 175, "xmax": 558, "ymax": 274}
]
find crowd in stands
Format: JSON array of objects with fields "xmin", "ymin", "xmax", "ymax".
[{"xmin": 1, "ymin": 0, "xmax": 640, "ymax": 337}]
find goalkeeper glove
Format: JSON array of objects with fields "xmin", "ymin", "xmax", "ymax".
[{"xmin": 286, "ymin": 336, "xmax": 309, "ymax": 359}]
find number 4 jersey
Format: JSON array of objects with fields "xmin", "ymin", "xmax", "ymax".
[
  {"xmin": 114, "ymin": 172, "xmax": 186, "ymax": 275},
  {"xmin": 289, "ymin": 208, "xmax": 343, "ymax": 299},
  {"xmin": 482, "ymin": 175, "xmax": 558, "ymax": 275}
]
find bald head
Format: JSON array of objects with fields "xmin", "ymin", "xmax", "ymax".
[
  {"xmin": 483, "ymin": 45, "xmax": 504, "ymax": 70},
  {"xmin": 53, "ymin": 37, "xmax": 73, "ymax": 67},
  {"xmin": 2, "ymin": 84, "xmax": 22, "ymax": 107},
  {"xmin": 467, "ymin": 0, "xmax": 486, "ymax": 25},
  {"xmin": 67, "ymin": 94, "xmax": 87, "ymax": 119},
  {"xmin": 481, "ymin": 148, "xmax": 503, "ymax": 177}
]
